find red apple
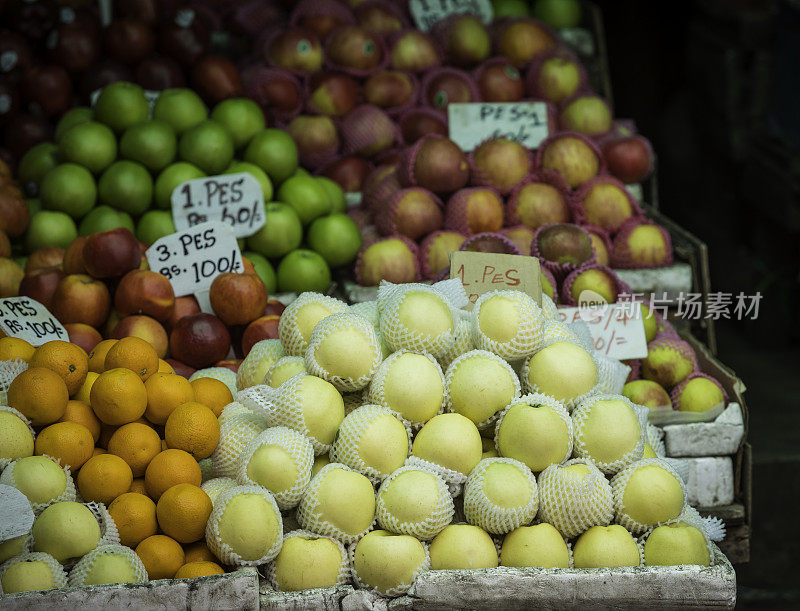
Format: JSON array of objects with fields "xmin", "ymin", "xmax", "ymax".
[
  {"xmin": 209, "ymin": 272, "xmax": 268, "ymax": 326},
  {"xmin": 602, "ymin": 136, "xmax": 654, "ymax": 184},
  {"xmin": 164, "ymin": 295, "xmax": 200, "ymax": 333},
  {"xmin": 169, "ymin": 313, "xmax": 231, "ymax": 369},
  {"xmin": 112, "ymin": 314, "xmax": 169, "ymax": 358},
  {"xmin": 65, "ymin": 322, "xmax": 102, "ymax": 354},
  {"xmin": 241, "ymin": 314, "xmax": 280, "ymax": 356},
  {"xmin": 114, "ymin": 269, "xmax": 176, "ymax": 322},
  {"xmin": 17, "ymin": 266, "xmax": 65, "ymax": 309},
  {"xmin": 82, "ymin": 228, "xmax": 142, "ymax": 279},
  {"xmin": 50, "ymin": 273, "xmax": 111, "ymax": 328},
  {"xmin": 25, "ymin": 246, "xmax": 64, "ymax": 274},
  {"xmin": 307, "ymin": 72, "xmax": 360, "ymax": 116}
]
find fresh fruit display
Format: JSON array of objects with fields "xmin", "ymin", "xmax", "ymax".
[{"xmin": 0, "ymin": 282, "xmax": 722, "ymax": 597}]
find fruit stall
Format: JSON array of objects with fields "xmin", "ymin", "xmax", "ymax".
[{"xmin": 0, "ymin": 0, "xmax": 756, "ymax": 609}]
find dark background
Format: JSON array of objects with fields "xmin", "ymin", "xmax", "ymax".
[{"xmin": 594, "ymin": 0, "xmax": 800, "ymax": 606}]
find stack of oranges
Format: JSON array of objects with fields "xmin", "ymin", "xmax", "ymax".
[{"xmin": 0, "ymin": 335, "xmax": 234, "ymax": 581}]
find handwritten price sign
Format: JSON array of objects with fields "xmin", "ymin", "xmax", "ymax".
[
  {"xmin": 409, "ymin": 0, "xmax": 493, "ymax": 30},
  {"xmin": 556, "ymin": 302, "xmax": 648, "ymax": 360},
  {"xmin": 450, "ymin": 251, "xmax": 541, "ymax": 310},
  {"xmin": 146, "ymin": 222, "xmax": 244, "ymax": 298},
  {"xmin": 171, "ymin": 173, "xmax": 265, "ymax": 239},
  {"xmin": 448, "ymin": 102, "xmax": 550, "ymax": 151},
  {"xmin": 0, "ymin": 297, "xmax": 67, "ymax": 346}
]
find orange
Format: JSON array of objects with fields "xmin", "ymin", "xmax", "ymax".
[
  {"xmin": 164, "ymin": 402, "xmax": 220, "ymax": 460},
  {"xmin": 158, "ymin": 359, "xmax": 174, "ymax": 374},
  {"xmin": 144, "ymin": 449, "xmax": 202, "ymax": 501},
  {"xmin": 92, "ymin": 447, "xmax": 106, "ymax": 457},
  {"xmin": 89, "ymin": 339, "xmax": 117, "ymax": 373},
  {"xmin": 144, "ymin": 372, "xmax": 194, "ymax": 425},
  {"xmin": 90, "ymin": 367, "xmax": 148, "ymax": 425},
  {"xmin": 129, "ymin": 478, "xmax": 148, "ymax": 495},
  {"xmin": 161, "ymin": 439, "xmax": 168, "ymax": 451},
  {"xmin": 72, "ymin": 371, "xmax": 99, "ymax": 404},
  {"xmin": 189, "ymin": 378, "xmax": 232, "ymax": 417},
  {"xmin": 34, "ymin": 421, "xmax": 94, "ymax": 470},
  {"xmin": 58, "ymin": 399, "xmax": 101, "ymax": 443},
  {"xmin": 135, "ymin": 534, "xmax": 185, "ymax": 580},
  {"xmin": 107, "ymin": 422, "xmax": 162, "ymax": 478},
  {"xmin": 77, "ymin": 453, "xmax": 134, "ymax": 504},
  {"xmin": 156, "ymin": 483, "xmax": 212, "ymax": 544},
  {"xmin": 0, "ymin": 337, "xmax": 35, "ymax": 362},
  {"xmin": 104, "ymin": 336, "xmax": 159, "ymax": 381},
  {"xmin": 183, "ymin": 541, "xmax": 218, "ymax": 564},
  {"xmin": 174, "ymin": 561, "xmax": 224, "ymax": 579},
  {"xmin": 30, "ymin": 340, "xmax": 89, "ymax": 396},
  {"xmin": 7, "ymin": 367, "xmax": 69, "ymax": 427},
  {"xmin": 108, "ymin": 492, "xmax": 158, "ymax": 548}
]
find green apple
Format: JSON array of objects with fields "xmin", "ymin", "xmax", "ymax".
[
  {"xmin": 225, "ymin": 160, "xmax": 273, "ymax": 202},
  {"xmin": 244, "ymin": 129, "xmax": 298, "ymax": 185},
  {"xmin": 153, "ymin": 88, "xmax": 208, "ymax": 134},
  {"xmin": 0, "ymin": 556, "xmax": 61, "ymax": 593},
  {"xmin": 277, "ymin": 174, "xmax": 331, "ymax": 226},
  {"xmin": 246, "ymin": 202, "xmax": 303, "ymax": 258},
  {"xmin": 306, "ymin": 213, "xmax": 362, "ymax": 267},
  {"xmin": 501, "ymin": 523, "xmax": 570, "ymax": 568},
  {"xmin": 496, "ymin": 402, "xmax": 571, "ymax": 472},
  {"xmin": 211, "ymin": 98, "xmax": 266, "ymax": 149},
  {"xmin": 79, "ymin": 205, "xmax": 135, "ymax": 236},
  {"xmin": 17, "ymin": 142, "xmax": 59, "ymax": 191},
  {"xmin": 429, "ymin": 524, "xmax": 498, "ymax": 570},
  {"xmin": 271, "ymin": 535, "xmax": 344, "ymax": 591},
  {"xmin": 54, "ymin": 106, "xmax": 93, "ymax": 142},
  {"xmin": 32, "ymin": 501, "xmax": 100, "ymax": 563},
  {"xmin": 276, "ymin": 249, "xmax": 331, "ymax": 293},
  {"xmin": 492, "ymin": 0, "xmax": 530, "ymax": 18},
  {"xmin": 40, "ymin": 163, "xmax": 97, "ymax": 219},
  {"xmin": 243, "ymin": 251, "xmax": 277, "ymax": 293},
  {"xmin": 98, "ymin": 160, "xmax": 153, "ymax": 215},
  {"xmin": 412, "ymin": 413, "xmax": 482, "ymax": 476},
  {"xmin": 94, "ymin": 81, "xmax": 149, "ymax": 134},
  {"xmin": 119, "ymin": 119, "xmax": 177, "ymax": 172},
  {"xmin": 178, "ymin": 120, "xmax": 234, "ymax": 175},
  {"xmin": 154, "ymin": 162, "xmax": 205, "ymax": 209},
  {"xmin": 533, "ymin": 0, "xmax": 582, "ymax": 28},
  {"xmin": 25, "ymin": 210, "xmax": 77, "ymax": 252},
  {"xmin": 643, "ymin": 522, "xmax": 711, "ymax": 567},
  {"xmin": 316, "ymin": 176, "xmax": 346, "ymax": 213},
  {"xmin": 573, "ymin": 525, "xmax": 640, "ymax": 568},
  {"xmin": 137, "ymin": 210, "xmax": 176, "ymax": 245}
]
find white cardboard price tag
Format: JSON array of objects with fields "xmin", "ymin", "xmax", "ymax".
[
  {"xmin": 448, "ymin": 102, "xmax": 550, "ymax": 151},
  {"xmin": 145, "ymin": 221, "xmax": 244, "ymax": 298},
  {"xmin": 556, "ymin": 302, "xmax": 648, "ymax": 360},
  {"xmin": 171, "ymin": 172, "xmax": 265, "ymax": 239},
  {"xmin": 450, "ymin": 251, "xmax": 542, "ymax": 310},
  {"xmin": 409, "ymin": 0, "xmax": 493, "ymax": 30},
  {"xmin": 0, "ymin": 297, "xmax": 67, "ymax": 346}
]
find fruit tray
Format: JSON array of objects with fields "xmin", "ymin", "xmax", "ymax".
[
  {"xmin": 0, "ymin": 567, "xmax": 259, "ymax": 610},
  {"xmin": 259, "ymin": 545, "xmax": 735, "ymax": 610},
  {"xmin": 679, "ymin": 332, "xmax": 751, "ymax": 563}
]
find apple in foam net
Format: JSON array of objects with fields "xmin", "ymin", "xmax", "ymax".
[
  {"xmin": 271, "ymin": 535, "xmax": 344, "ymax": 591},
  {"xmin": 644, "ymin": 522, "xmax": 710, "ymax": 566},
  {"xmin": 497, "ymin": 402, "xmax": 571, "ymax": 472}
]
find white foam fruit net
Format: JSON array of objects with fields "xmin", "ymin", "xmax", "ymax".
[
  {"xmin": 279, "ymin": 292, "xmax": 349, "ymax": 357},
  {"xmin": 444, "ymin": 350, "xmax": 521, "ymax": 431},
  {"xmin": 342, "ymin": 391, "xmax": 366, "ymax": 415},
  {"xmin": 67, "ymin": 544, "xmax": 147, "ymax": 587},
  {"xmin": 470, "ymin": 290, "xmax": 545, "ymax": 361},
  {"xmin": 0, "ymin": 358, "xmax": 27, "ymax": 406},
  {"xmin": 235, "ymin": 386, "xmax": 277, "ymax": 423},
  {"xmin": 493, "ymin": 393, "xmax": 573, "ymax": 472},
  {"xmin": 368, "ymin": 350, "xmax": 446, "ymax": 428},
  {"xmin": 679, "ymin": 505, "xmax": 726, "ymax": 543},
  {"xmin": 86, "ymin": 501, "xmax": 120, "ymax": 546},
  {"xmin": 520, "ymin": 339, "xmax": 604, "ymax": 412},
  {"xmin": 610, "ymin": 458, "xmax": 687, "ymax": 535},
  {"xmin": 0, "ymin": 552, "xmax": 67, "ymax": 594},
  {"xmin": 201, "ymin": 477, "xmax": 238, "ymax": 503},
  {"xmin": 375, "ymin": 465, "xmax": 454, "ymax": 541},
  {"xmin": 349, "ymin": 535, "xmax": 430, "ymax": 598},
  {"xmin": 304, "ymin": 313, "xmax": 383, "ymax": 392},
  {"xmin": 538, "ymin": 318, "xmax": 585, "ymax": 348},
  {"xmin": 536, "ymin": 458, "xmax": 615, "ymax": 539},
  {"xmin": 379, "ymin": 284, "xmax": 457, "ymax": 359},
  {"xmin": 264, "ymin": 356, "xmax": 306, "ymax": 388},
  {"xmin": 593, "ymin": 354, "xmax": 632, "ymax": 395},
  {"xmin": 572, "ymin": 394, "xmax": 647, "ymax": 475},
  {"xmin": 236, "ymin": 339, "xmax": 286, "ymax": 390},
  {"xmin": 270, "ymin": 374, "xmax": 344, "ymax": 456},
  {"xmin": 189, "ymin": 367, "xmax": 238, "ymax": 396},
  {"xmin": 350, "ymin": 300, "xmax": 380, "ymax": 329},
  {"xmin": 463, "ymin": 458, "xmax": 538, "ymax": 535},
  {"xmin": 296, "ymin": 463, "xmax": 377, "ymax": 545},
  {"xmin": 500, "ymin": 525, "xmax": 574, "ymax": 569},
  {"xmin": 329, "ymin": 406, "xmax": 411, "ymax": 484},
  {"xmin": 211, "ymin": 412, "xmax": 268, "ymax": 478},
  {"xmin": 206, "ymin": 484, "xmax": 284, "ymax": 566},
  {"xmin": 0, "ymin": 455, "xmax": 76, "ymax": 514},
  {"xmin": 235, "ymin": 426, "xmax": 314, "ymax": 510},
  {"xmin": 540, "ymin": 294, "xmax": 558, "ymax": 319},
  {"xmin": 646, "ymin": 424, "xmax": 666, "ymax": 457},
  {"xmin": 436, "ymin": 310, "xmax": 474, "ymax": 372},
  {"xmin": 266, "ymin": 529, "xmax": 350, "ymax": 591}
]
